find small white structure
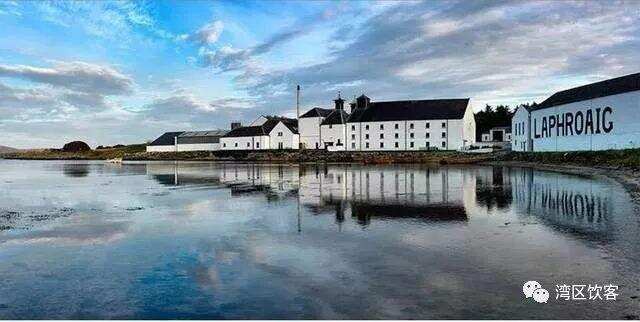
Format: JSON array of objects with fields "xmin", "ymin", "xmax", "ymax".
[
  {"xmin": 146, "ymin": 131, "xmax": 183, "ymax": 152},
  {"xmin": 147, "ymin": 130, "xmax": 228, "ymax": 152},
  {"xmin": 481, "ymin": 126, "xmax": 512, "ymax": 143},
  {"xmin": 512, "ymin": 72, "xmax": 640, "ymax": 152},
  {"xmin": 299, "ymin": 107, "xmax": 333, "ymax": 149},
  {"xmin": 220, "ymin": 117, "xmax": 299, "ymax": 150}
]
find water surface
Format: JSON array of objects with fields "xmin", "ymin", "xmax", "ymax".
[{"xmin": 1, "ymin": 160, "xmax": 639, "ymax": 319}]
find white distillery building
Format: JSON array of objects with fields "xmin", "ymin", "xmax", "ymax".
[
  {"xmin": 299, "ymin": 107, "xmax": 333, "ymax": 149},
  {"xmin": 220, "ymin": 116, "xmax": 299, "ymax": 150},
  {"xmin": 512, "ymin": 72, "xmax": 640, "ymax": 152},
  {"xmin": 345, "ymin": 95, "xmax": 476, "ymax": 151},
  {"xmin": 298, "ymin": 94, "xmax": 476, "ymax": 151},
  {"xmin": 146, "ymin": 130, "xmax": 227, "ymax": 152}
]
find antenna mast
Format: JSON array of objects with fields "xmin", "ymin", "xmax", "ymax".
[{"xmin": 296, "ymin": 84, "xmax": 301, "ymax": 118}]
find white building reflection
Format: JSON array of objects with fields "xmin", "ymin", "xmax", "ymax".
[{"xmin": 143, "ymin": 162, "xmax": 621, "ymax": 234}]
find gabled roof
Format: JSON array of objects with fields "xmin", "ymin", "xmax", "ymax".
[
  {"xmin": 347, "ymin": 98, "xmax": 469, "ymax": 123},
  {"xmin": 179, "ymin": 130, "xmax": 228, "ymax": 137},
  {"xmin": 149, "ymin": 131, "xmax": 184, "ymax": 146},
  {"xmin": 300, "ymin": 107, "xmax": 333, "ymax": 118},
  {"xmin": 321, "ymin": 110, "xmax": 350, "ymax": 125},
  {"xmin": 534, "ymin": 72, "xmax": 640, "ymax": 110},
  {"xmin": 222, "ymin": 117, "xmax": 298, "ymax": 138},
  {"xmin": 177, "ymin": 130, "xmax": 228, "ymax": 144}
]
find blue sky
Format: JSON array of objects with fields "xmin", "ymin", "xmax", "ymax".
[{"xmin": 0, "ymin": 0, "xmax": 639, "ymax": 148}]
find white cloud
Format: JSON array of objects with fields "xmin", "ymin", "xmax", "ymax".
[{"xmin": 0, "ymin": 61, "xmax": 134, "ymax": 95}]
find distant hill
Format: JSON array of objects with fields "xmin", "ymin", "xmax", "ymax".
[{"xmin": 0, "ymin": 145, "xmax": 18, "ymax": 153}]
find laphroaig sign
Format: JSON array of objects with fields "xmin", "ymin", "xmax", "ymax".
[{"xmin": 533, "ymin": 106, "xmax": 613, "ymax": 138}]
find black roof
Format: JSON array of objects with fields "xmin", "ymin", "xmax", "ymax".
[
  {"xmin": 347, "ymin": 98, "xmax": 469, "ymax": 123},
  {"xmin": 300, "ymin": 107, "xmax": 333, "ymax": 118},
  {"xmin": 321, "ymin": 110, "xmax": 350, "ymax": 125},
  {"xmin": 223, "ymin": 118, "xmax": 298, "ymax": 138},
  {"xmin": 149, "ymin": 131, "xmax": 184, "ymax": 146},
  {"xmin": 534, "ymin": 72, "xmax": 640, "ymax": 110}
]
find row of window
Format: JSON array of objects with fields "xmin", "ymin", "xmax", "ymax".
[
  {"xmin": 352, "ymin": 141, "xmax": 447, "ymax": 149},
  {"xmin": 515, "ymin": 122, "xmax": 525, "ymax": 136},
  {"xmin": 348, "ymin": 122, "xmax": 447, "ymax": 131},
  {"xmin": 223, "ymin": 142, "xmax": 261, "ymax": 148},
  {"xmin": 353, "ymin": 132, "xmax": 446, "ymax": 140}
]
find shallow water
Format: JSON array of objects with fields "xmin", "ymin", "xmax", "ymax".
[{"xmin": 1, "ymin": 160, "xmax": 639, "ymax": 319}]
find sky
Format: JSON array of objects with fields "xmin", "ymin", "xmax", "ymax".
[{"xmin": 0, "ymin": 0, "xmax": 639, "ymax": 148}]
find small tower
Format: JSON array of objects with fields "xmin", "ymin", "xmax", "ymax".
[{"xmin": 334, "ymin": 91, "xmax": 345, "ymax": 110}]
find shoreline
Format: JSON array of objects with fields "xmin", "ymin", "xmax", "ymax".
[{"xmin": 4, "ymin": 149, "xmax": 640, "ymax": 201}]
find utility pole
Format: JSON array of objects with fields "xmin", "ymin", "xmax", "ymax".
[{"xmin": 296, "ymin": 84, "xmax": 300, "ymax": 118}]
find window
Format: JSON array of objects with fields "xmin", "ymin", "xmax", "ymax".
[
  {"xmin": 329, "ymin": 125, "xmax": 332, "ymax": 129},
  {"xmin": 365, "ymin": 125, "xmax": 369, "ymax": 130},
  {"xmin": 223, "ymin": 143, "xmax": 226, "ymax": 147},
  {"xmin": 235, "ymin": 142, "xmax": 238, "ymax": 147},
  {"xmin": 442, "ymin": 132, "xmax": 446, "ymax": 138},
  {"xmin": 409, "ymin": 123, "xmax": 414, "ymax": 129},
  {"xmin": 247, "ymin": 142, "xmax": 250, "ymax": 147},
  {"xmin": 365, "ymin": 142, "xmax": 370, "ymax": 148},
  {"xmin": 351, "ymin": 134, "xmax": 356, "ymax": 140},
  {"xmin": 380, "ymin": 142, "xmax": 384, "ymax": 148},
  {"xmin": 351, "ymin": 143, "xmax": 356, "ymax": 149},
  {"xmin": 379, "ymin": 133, "xmax": 384, "ymax": 139},
  {"xmin": 380, "ymin": 124, "xmax": 384, "ymax": 130},
  {"xmin": 426, "ymin": 122, "xmax": 430, "ymax": 128},
  {"xmin": 441, "ymin": 141, "xmax": 446, "ymax": 148},
  {"xmin": 277, "ymin": 131, "xmax": 283, "ymax": 136},
  {"xmin": 394, "ymin": 123, "xmax": 399, "ymax": 129},
  {"xmin": 426, "ymin": 142, "xmax": 430, "ymax": 148},
  {"xmin": 426, "ymin": 133, "xmax": 430, "ymax": 138},
  {"xmin": 410, "ymin": 142, "xmax": 414, "ymax": 148},
  {"xmin": 256, "ymin": 142, "xmax": 260, "ymax": 148},
  {"xmin": 337, "ymin": 139, "xmax": 342, "ymax": 145},
  {"xmin": 410, "ymin": 133, "xmax": 414, "ymax": 139},
  {"xmin": 395, "ymin": 142, "xmax": 399, "ymax": 148},
  {"xmin": 352, "ymin": 125, "xmax": 356, "ymax": 131},
  {"xmin": 442, "ymin": 122, "xmax": 446, "ymax": 128},
  {"xmin": 394, "ymin": 133, "xmax": 399, "ymax": 139},
  {"xmin": 365, "ymin": 134, "xmax": 370, "ymax": 139}
]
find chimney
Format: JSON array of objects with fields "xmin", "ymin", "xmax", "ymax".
[
  {"xmin": 356, "ymin": 94, "xmax": 370, "ymax": 110},
  {"xmin": 231, "ymin": 122, "xmax": 242, "ymax": 130},
  {"xmin": 334, "ymin": 91, "xmax": 345, "ymax": 110}
]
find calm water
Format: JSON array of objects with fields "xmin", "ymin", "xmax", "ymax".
[{"xmin": 1, "ymin": 160, "xmax": 639, "ymax": 319}]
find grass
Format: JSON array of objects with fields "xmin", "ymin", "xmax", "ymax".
[
  {"xmin": 1, "ymin": 144, "xmax": 147, "ymax": 160},
  {"xmin": 498, "ymin": 149, "xmax": 640, "ymax": 168}
]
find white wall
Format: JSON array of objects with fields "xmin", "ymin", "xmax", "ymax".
[
  {"xmin": 511, "ymin": 106, "xmax": 531, "ymax": 152},
  {"xmin": 462, "ymin": 102, "xmax": 476, "ymax": 147},
  {"xmin": 220, "ymin": 136, "xmax": 270, "ymax": 150},
  {"xmin": 299, "ymin": 117, "xmax": 323, "ymax": 149},
  {"xmin": 345, "ymin": 119, "xmax": 462, "ymax": 151},
  {"xmin": 176, "ymin": 143, "xmax": 220, "ymax": 151},
  {"xmin": 529, "ymin": 90, "xmax": 639, "ymax": 151},
  {"xmin": 269, "ymin": 121, "xmax": 299, "ymax": 149},
  {"xmin": 146, "ymin": 145, "xmax": 176, "ymax": 152},
  {"xmin": 320, "ymin": 123, "xmax": 347, "ymax": 149}
]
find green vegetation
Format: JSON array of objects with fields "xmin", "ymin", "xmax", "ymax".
[
  {"xmin": 499, "ymin": 149, "xmax": 640, "ymax": 168},
  {"xmin": 1, "ymin": 144, "xmax": 147, "ymax": 160}
]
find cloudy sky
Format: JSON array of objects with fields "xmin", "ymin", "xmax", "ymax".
[{"xmin": 0, "ymin": 0, "xmax": 638, "ymax": 148}]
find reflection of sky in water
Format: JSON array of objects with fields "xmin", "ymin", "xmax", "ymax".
[{"xmin": 0, "ymin": 160, "xmax": 639, "ymax": 319}]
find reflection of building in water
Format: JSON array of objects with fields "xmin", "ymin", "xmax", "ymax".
[
  {"xmin": 510, "ymin": 167, "xmax": 614, "ymax": 236},
  {"xmin": 297, "ymin": 164, "xmax": 478, "ymax": 226},
  {"xmin": 474, "ymin": 166, "xmax": 513, "ymax": 210}
]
